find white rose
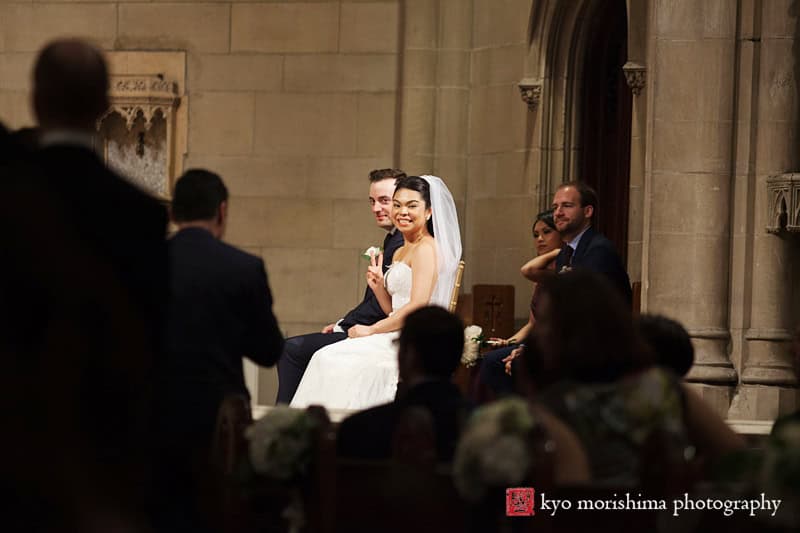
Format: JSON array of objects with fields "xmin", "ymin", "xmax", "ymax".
[{"xmin": 362, "ymin": 246, "xmax": 382, "ymax": 259}]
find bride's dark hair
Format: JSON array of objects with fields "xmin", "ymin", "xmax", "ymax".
[{"xmin": 394, "ymin": 175, "xmax": 434, "ymax": 235}]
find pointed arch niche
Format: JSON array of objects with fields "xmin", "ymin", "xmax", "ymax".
[
  {"xmin": 524, "ymin": 0, "xmax": 647, "ymax": 278},
  {"xmin": 99, "ymin": 52, "xmax": 188, "ymax": 200}
]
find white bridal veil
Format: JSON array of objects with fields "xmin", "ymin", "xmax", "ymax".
[{"xmin": 420, "ymin": 175, "xmax": 462, "ymax": 309}]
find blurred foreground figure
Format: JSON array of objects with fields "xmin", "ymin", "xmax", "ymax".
[{"xmin": 0, "ymin": 38, "xmax": 169, "ymax": 531}]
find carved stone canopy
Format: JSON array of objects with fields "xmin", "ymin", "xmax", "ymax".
[
  {"xmin": 98, "ymin": 74, "xmax": 180, "ymax": 131},
  {"xmin": 766, "ymin": 173, "xmax": 800, "ymax": 233},
  {"xmin": 517, "ymin": 78, "xmax": 542, "ymax": 110},
  {"xmin": 622, "ymin": 61, "xmax": 646, "ymax": 96}
]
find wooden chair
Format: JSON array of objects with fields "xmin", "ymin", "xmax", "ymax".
[
  {"xmin": 212, "ymin": 395, "xmax": 252, "ymax": 477},
  {"xmin": 210, "ymin": 394, "xmax": 252, "ymax": 533},
  {"xmin": 448, "ymin": 260, "xmax": 466, "ymax": 313},
  {"xmin": 311, "ymin": 407, "xmax": 467, "ymax": 533}
]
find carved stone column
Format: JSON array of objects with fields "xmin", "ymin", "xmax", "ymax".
[
  {"xmin": 645, "ymin": 1, "xmax": 738, "ymax": 413},
  {"xmin": 396, "ymin": 0, "xmax": 438, "ymax": 173},
  {"xmin": 727, "ymin": 3, "xmax": 799, "ymax": 420},
  {"xmin": 731, "ymin": 170, "xmax": 799, "ymax": 419}
]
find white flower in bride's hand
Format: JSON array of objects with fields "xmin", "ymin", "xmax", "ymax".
[
  {"xmin": 245, "ymin": 406, "xmax": 317, "ymax": 481},
  {"xmin": 362, "ymin": 246, "xmax": 382, "ymax": 260},
  {"xmin": 461, "ymin": 325, "xmax": 483, "ymax": 368}
]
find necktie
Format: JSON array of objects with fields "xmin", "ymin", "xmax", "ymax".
[{"xmin": 563, "ymin": 246, "xmax": 574, "ymax": 267}]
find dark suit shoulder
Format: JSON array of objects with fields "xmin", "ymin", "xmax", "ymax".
[
  {"xmin": 336, "ymin": 401, "xmax": 397, "ymax": 459},
  {"xmin": 170, "ymin": 229, "xmax": 263, "ymax": 271},
  {"xmin": 37, "ymin": 145, "xmax": 167, "ymax": 225}
]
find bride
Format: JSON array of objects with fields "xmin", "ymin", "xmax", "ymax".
[{"xmin": 290, "ymin": 175, "xmax": 461, "ymax": 410}]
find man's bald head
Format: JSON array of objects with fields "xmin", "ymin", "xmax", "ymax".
[{"xmin": 33, "ymin": 39, "xmax": 109, "ymax": 131}]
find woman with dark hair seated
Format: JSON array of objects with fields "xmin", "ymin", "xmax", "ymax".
[
  {"xmin": 477, "ymin": 209, "xmax": 561, "ymax": 398},
  {"xmin": 524, "ymin": 270, "xmax": 744, "ymax": 486}
]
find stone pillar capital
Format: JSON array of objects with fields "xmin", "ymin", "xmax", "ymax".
[
  {"xmin": 517, "ymin": 78, "xmax": 542, "ymax": 111},
  {"xmin": 622, "ymin": 61, "xmax": 646, "ymax": 96}
]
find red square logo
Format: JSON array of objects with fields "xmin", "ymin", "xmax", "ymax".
[{"xmin": 506, "ymin": 487, "xmax": 535, "ymax": 516}]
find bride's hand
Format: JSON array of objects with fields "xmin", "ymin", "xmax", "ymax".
[
  {"xmin": 366, "ymin": 252, "xmax": 384, "ymax": 291},
  {"xmin": 348, "ymin": 324, "xmax": 374, "ymax": 338}
]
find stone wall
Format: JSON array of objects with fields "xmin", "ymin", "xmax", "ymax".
[
  {"xmin": 3, "ymin": 1, "xmax": 796, "ymax": 414},
  {"xmin": 0, "ymin": 1, "xmax": 403, "ymax": 403},
  {"xmin": 463, "ymin": 0, "xmax": 540, "ymax": 319}
]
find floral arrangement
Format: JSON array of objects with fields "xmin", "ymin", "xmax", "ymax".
[
  {"xmin": 461, "ymin": 325, "xmax": 484, "ymax": 367},
  {"xmin": 362, "ymin": 246, "xmax": 382, "ymax": 260},
  {"xmin": 453, "ymin": 397, "xmax": 537, "ymax": 501},
  {"xmin": 245, "ymin": 406, "xmax": 318, "ymax": 481},
  {"xmin": 758, "ymin": 415, "xmax": 800, "ymax": 525}
]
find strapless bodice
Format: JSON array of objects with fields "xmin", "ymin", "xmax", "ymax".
[{"xmin": 385, "ymin": 261, "xmax": 412, "ymax": 312}]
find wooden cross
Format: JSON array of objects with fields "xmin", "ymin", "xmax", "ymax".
[{"xmin": 483, "ymin": 294, "xmax": 504, "ymax": 336}]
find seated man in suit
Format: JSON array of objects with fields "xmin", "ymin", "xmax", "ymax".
[
  {"xmin": 337, "ymin": 306, "xmax": 470, "ymax": 461},
  {"xmin": 276, "ymin": 168, "xmax": 406, "ymax": 403},
  {"xmin": 551, "ymin": 181, "xmax": 632, "ymax": 304},
  {"xmin": 156, "ymin": 169, "xmax": 284, "ymax": 531}
]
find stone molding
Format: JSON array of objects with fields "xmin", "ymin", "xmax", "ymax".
[
  {"xmin": 517, "ymin": 78, "xmax": 542, "ymax": 110},
  {"xmin": 685, "ymin": 327, "xmax": 738, "ymax": 384},
  {"xmin": 745, "ymin": 328, "xmax": 794, "ymax": 341},
  {"xmin": 98, "ymin": 75, "xmax": 181, "ymax": 131},
  {"xmin": 622, "ymin": 61, "xmax": 646, "ymax": 96},
  {"xmin": 766, "ymin": 173, "xmax": 800, "ymax": 233}
]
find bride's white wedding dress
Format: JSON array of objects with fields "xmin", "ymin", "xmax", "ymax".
[{"xmin": 290, "ymin": 261, "xmax": 414, "ymax": 410}]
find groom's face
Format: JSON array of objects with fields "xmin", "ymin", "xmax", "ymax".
[{"xmin": 369, "ymin": 178, "xmax": 396, "ymax": 230}]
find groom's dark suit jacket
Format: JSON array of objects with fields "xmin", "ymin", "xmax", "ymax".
[
  {"xmin": 555, "ymin": 225, "xmax": 632, "ymax": 304},
  {"xmin": 276, "ymin": 229, "xmax": 404, "ymax": 403}
]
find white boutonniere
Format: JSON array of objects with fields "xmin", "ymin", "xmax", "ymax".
[{"xmin": 362, "ymin": 246, "xmax": 382, "ymax": 260}]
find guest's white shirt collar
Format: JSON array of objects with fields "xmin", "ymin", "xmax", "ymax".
[
  {"xmin": 567, "ymin": 224, "xmax": 591, "ymax": 252},
  {"xmin": 40, "ymin": 129, "xmax": 95, "ymax": 150}
]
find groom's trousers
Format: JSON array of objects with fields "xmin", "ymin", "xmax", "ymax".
[{"xmin": 276, "ymin": 332, "xmax": 347, "ymax": 403}]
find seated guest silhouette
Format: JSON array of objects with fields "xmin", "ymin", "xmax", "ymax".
[
  {"xmin": 337, "ymin": 306, "xmax": 471, "ymax": 460},
  {"xmin": 528, "ymin": 270, "xmax": 744, "ymax": 485},
  {"xmin": 290, "ymin": 175, "xmax": 462, "ymax": 410},
  {"xmin": 277, "ymin": 168, "xmax": 406, "ymax": 403},
  {"xmin": 478, "ymin": 209, "xmax": 562, "ymax": 398},
  {"xmin": 636, "ymin": 313, "xmax": 695, "ymax": 377}
]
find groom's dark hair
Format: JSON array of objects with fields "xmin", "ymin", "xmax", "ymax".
[
  {"xmin": 400, "ymin": 306, "xmax": 464, "ymax": 378},
  {"xmin": 369, "ymin": 168, "xmax": 406, "ymax": 182}
]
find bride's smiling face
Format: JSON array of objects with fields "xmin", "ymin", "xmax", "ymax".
[{"xmin": 392, "ymin": 188, "xmax": 431, "ymax": 235}]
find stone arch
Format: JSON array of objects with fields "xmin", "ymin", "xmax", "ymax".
[
  {"xmin": 525, "ymin": 0, "xmax": 595, "ymax": 207},
  {"xmin": 525, "ymin": 0, "xmax": 641, "ymax": 262}
]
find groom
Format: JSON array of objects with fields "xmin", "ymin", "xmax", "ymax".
[{"xmin": 276, "ymin": 168, "xmax": 406, "ymax": 403}]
